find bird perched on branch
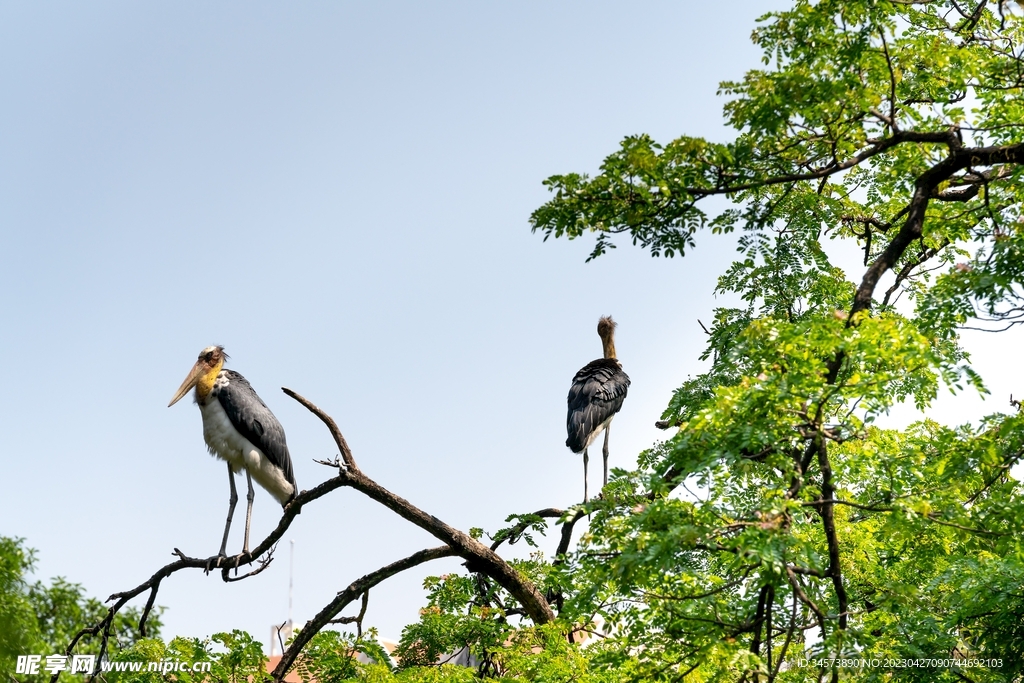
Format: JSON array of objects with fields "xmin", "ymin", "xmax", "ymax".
[
  {"xmin": 566, "ymin": 317, "xmax": 630, "ymax": 501},
  {"xmin": 168, "ymin": 346, "xmax": 297, "ymax": 563}
]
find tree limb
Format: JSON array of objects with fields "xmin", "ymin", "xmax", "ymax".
[
  {"xmin": 272, "ymin": 547, "xmax": 455, "ymax": 682},
  {"xmin": 285, "ymin": 389, "xmax": 556, "ymax": 625},
  {"xmin": 814, "ymin": 436, "xmax": 848, "ymax": 631}
]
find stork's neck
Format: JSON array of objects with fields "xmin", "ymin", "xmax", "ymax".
[
  {"xmin": 195, "ymin": 359, "xmax": 224, "ymax": 401},
  {"xmin": 602, "ymin": 337, "xmax": 617, "ymax": 360}
]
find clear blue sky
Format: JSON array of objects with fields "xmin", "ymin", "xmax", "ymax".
[{"xmin": 2, "ymin": 0, "xmax": 1018, "ymax": 650}]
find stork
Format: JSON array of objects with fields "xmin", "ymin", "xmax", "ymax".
[
  {"xmin": 566, "ymin": 317, "xmax": 630, "ymax": 502},
  {"xmin": 168, "ymin": 346, "xmax": 297, "ymax": 563}
]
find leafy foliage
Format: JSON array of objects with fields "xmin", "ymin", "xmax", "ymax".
[
  {"xmin": 394, "ymin": 572, "xmax": 515, "ymax": 674},
  {"xmin": 294, "ymin": 629, "xmax": 394, "ymax": 683},
  {"xmin": 0, "ymin": 536, "xmax": 162, "ymax": 683},
  {"xmin": 97, "ymin": 631, "xmax": 269, "ymax": 683},
  {"xmin": 526, "ymin": 0, "xmax": 1024, "ymax": 680},
  {"xmin": 0, "ymin": 538, "xmax": 40, "ymax": 668}
]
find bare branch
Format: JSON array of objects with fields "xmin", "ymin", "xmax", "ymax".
[
  {"xmin": 138, "ymin": 584, "xmax": 159, "ymax": 638},
  {"xmin": 332, "ymin": 465, "xmax": 555, "ymax": 623},
  {"xmin": 328, "ymin": 589, "xmax": 370, "ymax": 638},
  {"xmin": 59, "ymin": 390, "xmax": 557, "ymax": 680},
  {"xmin": 282, "ymin": 387, "xmax": 358, "ymax": 471},
  {"xmin": 273, "ymin": 547, "xmax": 455, "ymax": 682},
  {"xmin": 55, "ymin": 474, "xmax": 348, "ymax": 682},
  {"xmin": 935, "ymin": 166, "xmax": 1014, "ymax": 201},
  {"xmin": 285, "ymin": 390, "xmax": 556, "ymax": 625}
]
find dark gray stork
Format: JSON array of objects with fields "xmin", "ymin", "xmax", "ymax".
[
  {"xmin": 168, "ymin": 346, "xmax": 297, "ymax": 561},
  {"xmin": 566, "ymin": 317, "xmax": 630, "ymax": 501}
]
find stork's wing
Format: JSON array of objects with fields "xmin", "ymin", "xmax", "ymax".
[
  {"xmin": 217, "ymin": 370, "xmax": 297, "ymax": 493},
  {"xmin": 566, "ymin": 358, "xmax": 630, "ymax": 453}
]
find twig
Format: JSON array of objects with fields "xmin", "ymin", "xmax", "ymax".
[
  {"xmin": 222, "ymin": 551, "xmax": 275, "ymax": 582},
  {"xmin": 924, "ymin": 514, "xmax": 1004, "ymax": 537},
  {"xmin": 276, "ymin": 621, "xmax": 288, "ymax": 658},
  {"xmin": 328, "ymin": 589, "xmax": 370, "ymax": 638}
]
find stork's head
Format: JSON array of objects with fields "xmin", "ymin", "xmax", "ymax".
[
  {"xmin": 168, "ymin": 346, "xmax": 228, "ymax": 407},
  {"xmin": 597, "ymin": 316, "xmax": 618, "ymax": 359}
]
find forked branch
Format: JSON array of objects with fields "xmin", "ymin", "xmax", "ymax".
[{"xmin": 283, "ymin": 389, "xmax": 556, "ymax": 626}]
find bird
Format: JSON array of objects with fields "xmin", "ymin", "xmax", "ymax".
[
  {"xmin": 168, "ymin": 346, "xmax": 297, "ymax": 563},
  {"xmin": 566, "ymin": 317, "xmax": 630, "ymax": 502}
]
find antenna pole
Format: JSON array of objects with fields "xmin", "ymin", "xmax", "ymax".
[{"xmin": 288, "ymin": 539, "xmax": 295, "ymax": 626}]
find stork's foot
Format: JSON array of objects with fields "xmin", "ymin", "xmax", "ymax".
[
  {"xmin": 204, "ymin": 552, "xmax": 250, "ymax": 575},
  {"xmin": 205, "ymin": 554, "xmax": 228, "ymax": 574}
]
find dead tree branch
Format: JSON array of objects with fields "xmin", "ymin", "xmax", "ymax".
[
  {"xmin": 56, "ymin": 389, "xmax": 558, "ymax": 682},
  {"xmin": 283, "ymin": 388, "xmax": 556, "ymax": 625},
  {"xmin": 273, "ymin": 547, "xmax": 455, "ymax": 682},
  {"xmin": 55, "ymin": 472, "xmax": 347, "ymax": 682}
]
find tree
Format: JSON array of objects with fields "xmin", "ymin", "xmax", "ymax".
[
  {"xmin": 529, "ymin": 0, "xmax": 1024, "ymax": 681},
  {"xmin": 1, "ymin": 537, "xmax": 39, "ymax": 669},
  {"xmin": 0, "ymin": 537, "xmax": 161, "ymax": 682},
  {"xmin": 37, "ymin": 1, "xmax": 1024, "ymax": 682}
]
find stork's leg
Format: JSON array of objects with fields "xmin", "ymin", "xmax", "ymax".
[
  {"xmin": 602, "ymin": 425, "xmax": 611, "ymax": 487},
  {"xmin": 583, "ymin": 449, "xmax": 589, "ymax": 503},
  {"xmin": 242, "ymin": 470, "xmax": 255, "ymax": 555},
  {"xmin": 218, "ymin": 464, "xmax": 238, "ymax": 558}
]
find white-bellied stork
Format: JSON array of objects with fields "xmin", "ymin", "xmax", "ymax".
[
  {"xmin": 168, "ymin": 346, "xmax": 297, "ymax": 561},
  {"xmin": 566, "ymin": 317, "xmax": 630, "ymax": 502}
]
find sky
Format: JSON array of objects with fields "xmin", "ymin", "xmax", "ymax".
[{"xmin": 2, "ymin": 0, "xmax": 1021, "ymax": 653}]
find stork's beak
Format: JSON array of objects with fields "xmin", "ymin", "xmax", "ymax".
[{"xmin": 168, "ymin": 361, "xmax": 203, "ymax": 407}]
